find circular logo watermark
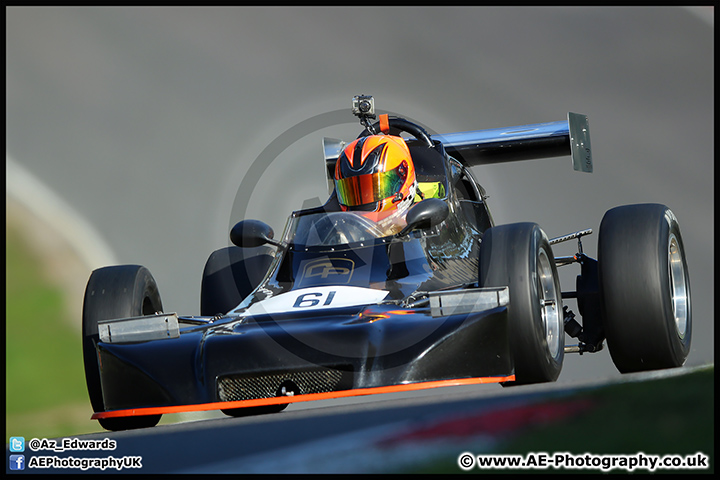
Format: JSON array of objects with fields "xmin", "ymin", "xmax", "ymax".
[
  {"xmin": 209, "ymin": 106, "xmax": 490, "ymax": 377},
  {"xmin": 229, "ymin": 109, "xmax": 351, "ymax": 224}
]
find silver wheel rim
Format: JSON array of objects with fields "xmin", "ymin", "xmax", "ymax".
[
  {"xmin": 668, "ymin": 233, "xmax": 688, "ymax": 338},
  {"xmin": 537, "ymin": 248, "xmax": 562, "ymax": 360}
]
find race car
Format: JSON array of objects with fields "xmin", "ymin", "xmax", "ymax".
[{"xmin": 82, "ymin": 95, "xmax": 692, "ymax": 431}]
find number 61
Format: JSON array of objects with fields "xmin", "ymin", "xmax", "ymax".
[{"xmin": 293, "ymin": 291, "xmax": 336, "ymax": 308}]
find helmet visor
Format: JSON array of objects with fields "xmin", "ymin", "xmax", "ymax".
[{"xmin": 335, "ymin": 162, "xmax": 407, "ymax": 208}]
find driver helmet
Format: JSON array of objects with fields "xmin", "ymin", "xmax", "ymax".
[{"xmin": 334, "ymin": 135, "xmax": 417, "ymax": 228}]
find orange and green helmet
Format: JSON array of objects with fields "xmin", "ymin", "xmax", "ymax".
[{"xmin": 334, "ymin": 135, "xmax": 417, "ymax": 221}]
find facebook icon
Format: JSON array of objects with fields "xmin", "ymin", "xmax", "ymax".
[{"xmin": 9, "ymin": 454, "xmax": 25, "ymax": 471}]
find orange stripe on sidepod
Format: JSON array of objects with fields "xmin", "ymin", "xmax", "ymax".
[{"xmin": 92, "ymin": 375, "xmax": 515, "ymax": 419}]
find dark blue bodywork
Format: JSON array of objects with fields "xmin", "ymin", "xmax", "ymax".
[{"xmin": 94, "ymin": 140, "xmax": 514, "ymax": 412}]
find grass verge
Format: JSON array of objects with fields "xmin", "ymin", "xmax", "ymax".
[
  {"xmin": 412, "ymin": 365, "xmax": 714, "ymax": 473},
  {"xmin": 6, "ymin": 217, "xmax": 99, "ymax": 439}
]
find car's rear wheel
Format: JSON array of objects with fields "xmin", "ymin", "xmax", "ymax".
[
  {"xmin": 598, "ymin": 204, "xmax": 691, "ymax": 373},
  {"xmin": 200, "ymin": 246, "xmax": 274, "ymax": 316},
  {"xmin": 479, "ymin": 223, "xmax": 564, "ymax": 385},
  {"xmin": 82, "ymin": 264, "xmax": 163, "ymax": 430}
]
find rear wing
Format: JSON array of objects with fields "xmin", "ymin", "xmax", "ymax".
[
  {"xmin": 432, "ymin": 112, "xmax": 592, "ymax": 173},
  {"xmin": 323, "ymin": 112, "xmax": 592, "ymax": 191}
]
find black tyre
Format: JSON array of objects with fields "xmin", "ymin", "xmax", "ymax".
[
  {"xmin": 201, "ymin": 246, "xmax": 274, "ymax": 316},
  {"xmin": 598, "ymin": 204, "xmax": 691, "ymax": 373},
  {"xmin": 82, "ymin": 265, "xmax": 163, "ymax": 431},
  {"xmin": 479, "ymin": 223, "xmax": 564, "ymax": 385},
  {"xmin": 221, "ymin": 404, "xmax": 288, "ymax": 417}
]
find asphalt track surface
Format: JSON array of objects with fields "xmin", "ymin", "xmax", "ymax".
[
  {"xmin": 6, "ymin": 6, "xmax": 714, "ymax": 473},
  {"xmin": 8, "ymin": 366, "xmax": 710, "ymax": 473}
]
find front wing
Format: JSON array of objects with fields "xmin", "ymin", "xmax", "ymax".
[{"xmin": 91, "ymin": 293, "xmax": 513, "ymax": 420}]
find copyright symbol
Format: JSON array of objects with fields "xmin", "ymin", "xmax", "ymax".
[
  {"xmin": 458, "ymin": 452, "xmax": 475, "ymax": 470},
  {"xmin": 29, "ymin": 438, "xmax": 41, "ymax": 451}
]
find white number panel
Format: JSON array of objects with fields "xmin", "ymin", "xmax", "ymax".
[{"xmin": 242, "ymin": 286, "xmax": 389, "ymax": 316}]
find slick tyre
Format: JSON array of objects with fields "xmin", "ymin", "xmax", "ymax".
[
  {"xmin": 201, "ymin": 246, "xmax": 274, "ymax": 316},
  {"xmin": 598, "ymin": 204, "xmax": 691, "ymax": 373},
  {"xmin": 480, "ymin": 223, "xmax": 564, "ymax": 385},
  {"xmin": 82, "ymin": 265, "xmax": 163, "ymax": 431},
  {"xmin": 221, "ymin": 404, "xmax": 288, "ymax": 418}
]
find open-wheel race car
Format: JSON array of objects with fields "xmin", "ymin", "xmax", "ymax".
[{"xmin": 82, "ymin": 95, "xmax": 692, "ymax": 431}]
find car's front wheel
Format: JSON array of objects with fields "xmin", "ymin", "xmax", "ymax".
[
  {"xmin": 479, "ymin": 223, "xmax": 564, "ymax": 385},
  {"xmin": 221, "ymin": 404, "xmax": 288, "ymax": 418},
  {"xmin": 82, "ymin": 264, "xmax": 163, "ymax": 431}
]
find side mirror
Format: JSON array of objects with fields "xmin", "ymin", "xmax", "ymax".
[
  {"xmin": 398, "ymin": 198, "xmax": 449, "ymax": 237},
  {"xmin": 230, "ymin": 220, "xmax": 279, "ymax": 248}
]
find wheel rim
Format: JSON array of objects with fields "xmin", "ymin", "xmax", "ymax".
[
  {"xmin": 668, "ymin": 233, "xmax": 688, "ymax": 339},
  {"xmin": 537, "ymin": 248, "xmax": 562, "ymax": 359}
]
